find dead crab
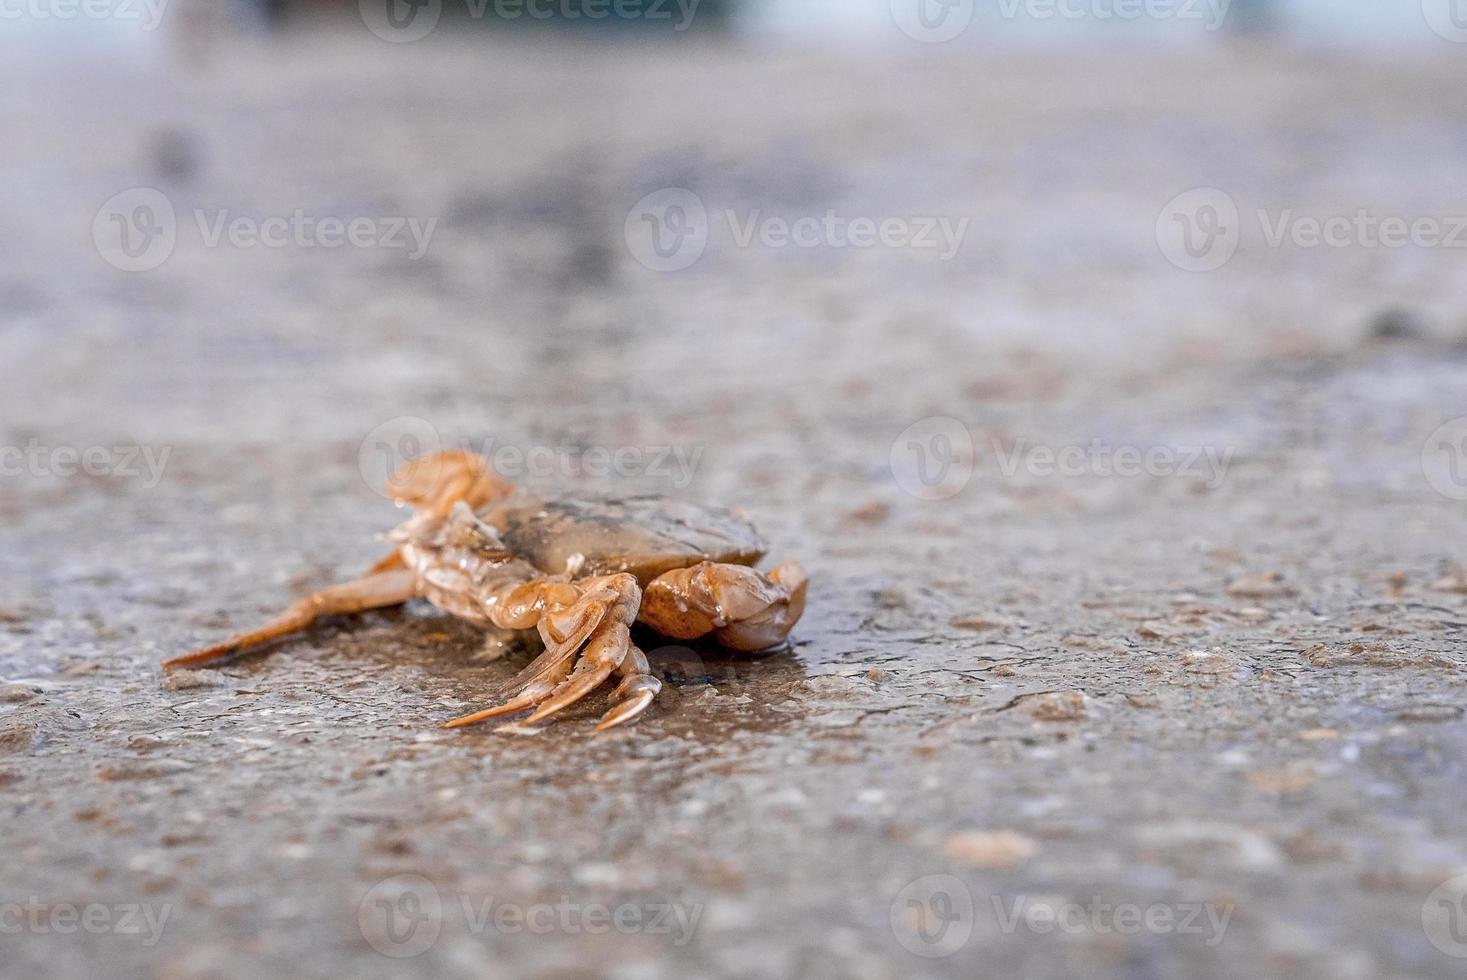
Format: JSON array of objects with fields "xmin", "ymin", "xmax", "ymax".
[{"xmin": 164, "ymin": 451, "xmax": 809, "ymax": 733}]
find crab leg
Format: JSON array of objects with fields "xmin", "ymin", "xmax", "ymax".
[
  {"xmin": 166, "ymin": 451, "xmax": 514, "ymax": 671},
  {"xmin": 521, "ymin": 624, "xmax": 630, "ymax": 725},
  {"xmin": 442, "ymin": 573, "xmax": 643, "ymax": 730},
  {"xmin": 437, "ymin": 580, "xmax": 616, "ymax": 729},
  {"xmin": 163, "ymin": 568, "xmax": 418, "ymax": 669},
  {"xmin": 442, "ymin": 669, "xmax": 570, "ymax": 729},
  {"xmin": 594, "ymin": 644, "xmax": 662, "ymax": 732},
  {"xmin": 639, "ymin": 560, "xmax": 809, "ymax": 652}
]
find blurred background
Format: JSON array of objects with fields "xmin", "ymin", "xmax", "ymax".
[
  {"xmin": 7, "ymin": 0, "xmax": 1466, "ymax": 471},
  {"xmin": 7, "ymin": 3, "xmax": 1467, "ymax": 979},
  {"xmin": 6, "ymin": 0, "xmax": 1465, "ymax": 44}
]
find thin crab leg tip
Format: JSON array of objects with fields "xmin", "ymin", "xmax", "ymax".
[
  {"xmin": 443, "ymin": 676, "xmax": 562, "ymax": 729},
  {"xmin": 161, "ymin": 645, "xmax": 233, "ymax": 670},
  {"xmin": 164, "ymin": 629, "xmax": 292, "ymax": 669},
  {"xmin": 522, "ymin": 666, "xmax": 616, "ymax": 726},
  {"xmin": 443, "ymin": 698, "xmax": 536, "ymax": 729},
  {"xmin": 593, "ymin": 691, "xmax": 656, "ymax": 732},
  {"xmin": 163, "ymin": 631, "xmax": 286, "ymax": 669}
]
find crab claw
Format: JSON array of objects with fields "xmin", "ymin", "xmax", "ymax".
[
  {"xmin": 640, "ymin": 561, "xmax": 809, "ymax": 651},
  {"xmin": 386, "ymin": 451, "xmax": 515, "ymax": 517}
]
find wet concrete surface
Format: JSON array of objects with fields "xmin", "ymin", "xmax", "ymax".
[{"xmin": 5, "ymin": 35, "xmax": 1467, "ymax": 980}]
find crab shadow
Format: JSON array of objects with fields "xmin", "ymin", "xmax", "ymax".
[{"xmin": 277, "ymin": 608, "xmax": 816, "ymax": 735}]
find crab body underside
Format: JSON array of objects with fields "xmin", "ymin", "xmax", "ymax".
[{"xmin": 165, "ymin": 452, "xmax": 809, "ymax": 733}]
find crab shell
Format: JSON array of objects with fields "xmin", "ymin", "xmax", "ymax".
[{"xmin": 474, "ymin": 493, "xmax": 768, "ymax": 586}]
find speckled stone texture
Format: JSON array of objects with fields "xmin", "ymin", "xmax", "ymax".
[{"xmin": 5, "ymin": 32, "xmax": 1467, "ymax": 980}]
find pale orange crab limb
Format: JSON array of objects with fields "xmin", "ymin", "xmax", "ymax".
[
  {"xmin": 163, "ymin": 568, "xmax": 418, "ymax": 669},
  {"xmin": 594, "ymin": 644, "xmax": 662, "ymax": 732},
  {"xmin": 365, "ymin": 550, "xmax": 407, "ymax": 576},
  {"xmin": 639, "ymin": 561, "xmax": 809, "ymax": 652},
  {"xmin": 442, "ymin": 675, "xmax": 565, "ymax": 729},
  {"xmin": 438, "ymin": 578, "xmax": 602, "ymax": 729},
  {"xmin": 522, "ymin": 622, "xmax": 631, "ymax": 726},
  {"xmin": 441, "ymin": 573, "xmax": 643, "ymax": 730},
  {"xmin": 437, "ymin": 580, "xmax": 603, "ymax": 729},
  {"xmin": 166, "ymin": 453, "xmax": 507, "ymax": 670}
]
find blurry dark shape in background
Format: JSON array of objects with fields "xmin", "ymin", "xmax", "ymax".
[
  {"xmin": 162, "ymin": 0, "xmax": 1448, "ymax": 48},
  {"xmin": 1226, "ymin": 0, "xmax": 1277, "ymax": 34},
  {"xmin": 1368, "ymin": 308, "xmax": 1429, "ymax": 345},
  {"xmin": 264, "ymin": 0, "xmax": 734, "ymax": 34},
  {"xmin": 150, "ymin": 128, "xmax": 201, "ymax": 185}
]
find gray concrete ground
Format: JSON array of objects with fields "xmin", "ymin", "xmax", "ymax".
[{"xmin": 5, "ymin": 32, "xmax": 1467, "ymax": 980}]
